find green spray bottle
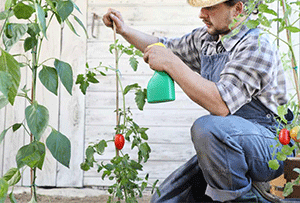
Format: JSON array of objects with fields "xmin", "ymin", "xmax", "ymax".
[{"xmin": 147, "ymin": 43, "xmax": 175, "ymax": 103}]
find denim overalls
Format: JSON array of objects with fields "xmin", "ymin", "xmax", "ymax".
[{"xmin": 151, "ymin": 29, "xmax": 293, "ymax": 203}]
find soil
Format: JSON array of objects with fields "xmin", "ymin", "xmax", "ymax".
[{"xmin": 4, "ymin": 189, "xmax": 152, "ymax": 203}]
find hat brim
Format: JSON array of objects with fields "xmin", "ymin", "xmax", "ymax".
[{"xmin": 187, "ymin": 0, "xmax": 228, "ymax": 7}]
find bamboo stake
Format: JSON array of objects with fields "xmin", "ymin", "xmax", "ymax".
[
  {"xmin": 113, "ymin": 22, "xmax": 120, "ymax": 156},
  {"xmin": 281, "ymin": 0, "xmax": 300, "ymax": 107}
]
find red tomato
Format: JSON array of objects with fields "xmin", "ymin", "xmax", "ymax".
[
  {"xmin": 279, "ymin": 128, "xmax": 290, "ymax": 145},
  {"xmin": 114, "ymin": 134, "xmax": 125, "ymax": 150}
]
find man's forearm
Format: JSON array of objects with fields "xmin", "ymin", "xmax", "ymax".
[{"xmin": 121, "ymin": 25, "xmax": 159, "ymax": 53}]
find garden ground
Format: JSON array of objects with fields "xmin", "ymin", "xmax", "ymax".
[{"xmin": 4, "ymin": 186, "xmax": 152, "ymax": 203}]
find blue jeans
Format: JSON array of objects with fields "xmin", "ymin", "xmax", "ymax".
[{"xmin": 191, "ymin": 115, "xmax": 284, "ymax": 202}]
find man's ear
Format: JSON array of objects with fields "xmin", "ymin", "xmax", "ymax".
[{"xmin": 234, "ymin": 1, "xmax": 244, "ymax": 16}]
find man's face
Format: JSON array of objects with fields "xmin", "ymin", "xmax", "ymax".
[{"xmin": 199, "ymin": 2, "xmax": 237, "ymax": 36}]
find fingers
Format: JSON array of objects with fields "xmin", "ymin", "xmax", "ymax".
[
  {"xmin": 102, "ymin": 8, "xmax": 123, "ymax": 29},
  {"xmin": 143, "ymin": 49, "xmax": 149, "ymax": 64}
]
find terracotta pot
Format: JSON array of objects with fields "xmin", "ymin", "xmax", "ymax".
[{"xmin": 284, "ymin": 157, "xmax": 300, "ymax": 198}]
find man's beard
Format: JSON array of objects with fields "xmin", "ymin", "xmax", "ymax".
[{"xmin": 207, "ymin": 26, "xmax": 231, "ymax": 36}]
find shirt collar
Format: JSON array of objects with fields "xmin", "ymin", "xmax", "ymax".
[
  {"xmin": 222, "ymin": 21, "xmax": 251, "ymax": 52},
  {"xmin": 204, "ymin": 18, "xmax": 252, "ymax": 52}
]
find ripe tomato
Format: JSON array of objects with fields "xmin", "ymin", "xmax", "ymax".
[
  {"xmin": 114, "ymin": 134, "xmax": 125, "ymax": 150},
  {"xmin": 290, "ymin": 126, "xmax": 300, "ymax": 143},
  {"xmin": 279, "ymin": 128, "xmax": 290, "ymax": 145}
]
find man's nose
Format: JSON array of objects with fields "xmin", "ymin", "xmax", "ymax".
[{"xmin": 199, "ymin": 8, "xmax": 208, "ymax": 19}]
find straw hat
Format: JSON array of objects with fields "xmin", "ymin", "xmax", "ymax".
[{"xmin": 187, "ymin": 0, "xmax": 228, "ymax": 7}]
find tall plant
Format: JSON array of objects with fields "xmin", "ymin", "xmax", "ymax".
[
  {"xmin": 243, "ymin": 0, "xmax": 300, "ymax": 197},
  {"xmin": 77, "ymin": 38, "xmax": 159, "ymax": 202},
  {"xmin": 0, "ymin": 0, "xmax": 86, "ymax": 202}
]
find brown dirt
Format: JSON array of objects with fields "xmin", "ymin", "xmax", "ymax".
[{"xmin": 4, "ymin": 191, "xmax": 152, "ymax": 203}]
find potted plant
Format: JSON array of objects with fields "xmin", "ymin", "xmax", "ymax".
[{"xmin": 243, "ymin": 0, "xmax": 300, "ymax": 199}]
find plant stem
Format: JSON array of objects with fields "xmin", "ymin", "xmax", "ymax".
[{"xmin": 280, "ymin": 0, "xmax": 300, "ymax": 107}]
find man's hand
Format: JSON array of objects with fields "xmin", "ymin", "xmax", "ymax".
[
  {"xmin": 102, "ymin": 8, "xmax": 127, "ymax": 35},
  {"xmin": 143, "ymin": 45, "xmax": 181, "ymax": 72}
]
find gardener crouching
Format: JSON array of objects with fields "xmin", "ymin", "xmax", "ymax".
[{"xmin": 102, "ymin": 0, "xmax": 294, "ymax": 202}]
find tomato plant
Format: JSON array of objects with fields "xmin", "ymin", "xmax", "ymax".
[{"xmin": 77, "ymin": 40, "xmax": 159, "ymax": 203}]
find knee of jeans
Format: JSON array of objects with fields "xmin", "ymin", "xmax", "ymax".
[{"xmin": 191, "ymin": 115, "xmax": 215, "ymax": 144}]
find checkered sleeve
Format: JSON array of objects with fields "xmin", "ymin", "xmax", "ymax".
[
  {"xmin": 216, "ymin": 35, "xmax": 281, "ymax": 114},
  {"xmin": 159, "ymin": 27, "xmax": 206, "ymax": 71}
]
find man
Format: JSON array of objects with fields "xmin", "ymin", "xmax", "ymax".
[{"xmin": 103, "ymin": 0, "xmax": 292, "ymax": 202}]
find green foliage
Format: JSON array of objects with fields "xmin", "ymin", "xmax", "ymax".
[
  {"xmin": 0, "ymin": 0, "xmax": 86, "ymax": 201},
  {"xmin": 244, "ymin": 0, "xmax": 300, "ymax": 198}
]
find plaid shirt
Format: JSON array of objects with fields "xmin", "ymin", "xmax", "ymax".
[{"xmin": 159, "ymin": 24, "xmax": 288, "ymax": 115}]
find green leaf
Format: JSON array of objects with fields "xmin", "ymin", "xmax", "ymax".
[
  {"xmin": 139, "ymin": 142, "xmax": 151, "ymax": 163},
  {"xmin": 12, "ymin": 123, "xmax": 22, "ymax": 132},
  {"xmin": 54, "ymin": 59, "xmax": 73, "ymax": 95},
  {"xmin": 85, "ymin": 146, "xmax": 95, "ymax": 163},
  {"xmin": 284, "ymin": 26, "xmax": 300, "ymax": 33},
  {"xmin": 283, "ymin": 182, "xmax": 294, "ymax": 197},
  {"xmin": 13, "ymin": 2, "xmax": 35, "ymax": 19},
  {"xmin": 25, "ymin": 102, "xmax": 49, "ymax": 140},
  {"xmin": 24, "ymin": 37, "xmax": 37, "ymax": 52},
  {"xmin": 0, "ymin": 178, "xmax": 9, "ymax": 202},
  {"xmin": 3, "ymin": 168, "xmax": 21, "ymax": 186},
  {"xmin": 27, "ymin": 23, "xmax": 40, "ymax": 37},
  {"xmin": 74, "ymin": 15, "xmax": 88, "ymax": 38},
  {"xmin": 129, "ymin": 56, "xmax": 139, "ymax": 71},
  {"xmin": 0, "ymin": 49, "xmax": 21, "ymax": 105},
  {"xmin": 3, "ymin": 23, "xmax": 27, "ymax": 51},
  {"xmin": 46, "ymin": 129, "xmax": 71, "ymax": 168},
  {"xmin": 0, "ymin": 71, "xmax": 12, "ymax": 100},
  {"xmin": 135, "ymin": 89, "xmax": 147, "ymax": 111},
  {"xmin": 56, "ymin": 0, "xmax": 74, "ymax": 22},
  {"xmin": 35, "ymin": 2, "xmax": 47, "ymax": 39},
  {"xmin": 4, "ymin": 0, "xmax": 15, "ymax": 10},
  {"xmin": 124, "ymin": 83, "xmax": 139, "ymax": 95},
  {"xmin": 95, "ymin": 140, "xmax": 107, "ymax": 154},
  {"xmin": 0, "ymin": 129, "xmax": 8, "ymax": 145},
  {"xmin": 276, "ymin": 151, "xmax": 287, "ymax": 161},
  {"xmin": 0, "ymin": 95, "xmax": 9, "ymax": 109},
  {"xmin": 258, "ymin": 4, "xmax": 277, "ymax": 16},
  {"xmin": 268, "ymin": 159, "xmax": 280, "ymax": 170},
  {"xmin": 80, "ymin": 162, "xmax": 90, "ymax": 171},
  {"xmin": 0, "ymin": 10, "xmax": 14, "ymax": 20},
  {"xmin": 86, "ymin": 71, "xmax": 99, "ymax": 83},
  {"xmin": 246, "ymin": 19, "xmax": 260, "ymax": 29},
  {"xmin": 39, "ymin": 66, "xmax": 59, "ymax": 95},
  {"xmin": 65, "ymin": 18, "xmax": 79, "ymax": 36},
  {"xmin": 16, "ymin": 141, "xmax": 46, "ymax": 170}
]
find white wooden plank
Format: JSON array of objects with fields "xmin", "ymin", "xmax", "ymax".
[
  {"xmin": 88, "ymin": 6, "xmax": 200, "ymax": 26},
  {"xmin": 85, "ymin": 91, "xmax": 203, "ymax": 110},
  {"xmin": 56, "ymin": 0, "xmax": 87, "ymax": 187},
  {"xmin": 34, "ymin": 16, "xmax": 62, "ymax": 187},
  {"xmin": 87, "ymin": 25, "xmax": 203, "ymax": 43},
  {"xmin": 86, "ymin": 108, "xmax": 207, "ymax": 127},
  {"xmin": 85, "ymin": 126, "xmax": 194, "ymax": 144}
]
